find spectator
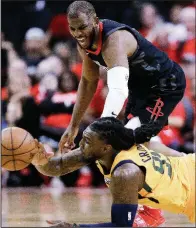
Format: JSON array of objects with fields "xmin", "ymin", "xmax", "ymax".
[
  {"xmin": 167, "ymin": 4, "xmax": 187, "ymax": 43},
  {"xmin": 36, "ymin": 55, "xmax": 65, "ymax": 79},
  {"xmin": 39, "ymin": 71, "xmax": 78, "ymax": 143},
  {"xmin": 180, "ymin": 77, "xmax": 195, "ymax": 153},
  {"xmin": 152, "ymin": 25, "xmax": 178, "ymax": 62},
  {"xmin": 38, "ymin": 71, "xmax": 80, "ymax": 187},
  {"xmin": 1, "ymin": 37, "xmax": 20, "ymax": 86},
  {"xmin": 180, "ymin": 6, "xmax": 195, "ymax": 39},
  {"xmin": 139, "ymin": 3, "xmax": 164, "ymax": 42},
  {"xmin": 22, "ymin": 27, "xmax": 51, "ymax": 80},
  {"xmin": 5, "ymin": 59, "xmax": 40, "ymax": 138},
  {"xmin": 178, "ymin": 7, "xmax": 195, "ymax": 63},
  {"xmin": 47, "ymin": 14, "xmax": 72, "ymax": 49},
  {"xmin": 32, "ymin": 55, "xmax": 65, "ymax": 103},
  {"xmin": 48, "ymin": 14, "xmax": 71, "ymax": 40},
  {"xmin": 53, "ymin": 42, "xmax": 71, "ymax": 65},
  {"xmin": 3, "ymin": 59, "xmax": 43, "ymax": 188}
]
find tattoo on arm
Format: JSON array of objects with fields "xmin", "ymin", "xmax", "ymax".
[{"xmin": 35, "ymin": 148, "xmax": 90, "ymax": 177}]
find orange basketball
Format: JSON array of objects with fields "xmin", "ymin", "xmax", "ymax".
[{"xmin": 1, "ymin": 127, "xmax": 37, "ymax": 171}]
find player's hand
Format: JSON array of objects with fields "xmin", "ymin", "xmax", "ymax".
[
  {"xmin": 59, "ymin": 126, "xmax": 79, "ymax": 153},
  {"xmin": 32, "ymin": 139, "xmax": 54, "ymax": 166},
  {"xmin": 46, "ymin": 220, "xmax": 79, "ymax": 227}
]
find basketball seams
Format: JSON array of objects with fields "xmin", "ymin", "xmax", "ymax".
[
  {"xmin": 13, "ymin": 130, "xmax": 29, "ymax": 150},
  {"xmin": 1, "ymin": 143, "xmax": 14, "ymax": 151},
  {"xmin": 1, "ymin": 130, "xmax": 29, "ymax": 150},
  {"xmin": 2, "ymin": 159, "xmax": 30, "ymax": 167},
  {"xmin": 2, "ymin": 127, "xmax": 36, "ymax": 171},
  {"xmin": 10, "ymin": 128, "xmax": 16, "ymax": 171},
  {"xmin": 1, "ymin": 147, "xmax": 36, "ymax": 156}
]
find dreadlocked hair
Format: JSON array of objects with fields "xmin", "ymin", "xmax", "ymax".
[
  {"xmin": 90, "ymin": 117, "xmax": 164, "ymax": 149},
  {"xmin": 134, "ymin": 121, "xmax": 163, "ymax": 144},
  {"xmin": 67, "ymin": 1, "xmax": 96, "ymax": 19},
  {"xmin": 90, "ymin": 117, "xmax": 135, "ymax": 151}
]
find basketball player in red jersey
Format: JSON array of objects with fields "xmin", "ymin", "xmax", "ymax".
[{"xmin": 59, "ymin": 1, "xmax": 185, "ymax": 150}]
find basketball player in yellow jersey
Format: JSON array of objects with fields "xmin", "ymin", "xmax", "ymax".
[{"xmin": 32, "ymin": 117, "xmax": 195, "ymax": 227}]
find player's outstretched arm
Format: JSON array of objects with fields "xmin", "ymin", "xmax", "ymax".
[
  {"xmin": 59, "ymin": 46, "xmax": 100, "ymax": 152},
  {"xmin": 32, "ymin": 140, "xmax": 90, "ymax": 177}
]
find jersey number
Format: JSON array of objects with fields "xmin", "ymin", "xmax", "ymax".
[{"xmin": 151, "ymin": 152, "xmax": 172, "ymax": 178}]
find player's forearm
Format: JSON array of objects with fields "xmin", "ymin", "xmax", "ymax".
[
  {"xmin": 101, "ymin": 67, "xmax": 129, "ymax": 117},
  {"xmin": 149, "ymin": 141, "xmax": 184, "ymax": 157},
  {"xmin": 70, "ymin": 77, "xmax": 98, "ymax": 128},
  {"xmin": 35, "ymin": 148, "xmax": 90, "ymax": 177}
]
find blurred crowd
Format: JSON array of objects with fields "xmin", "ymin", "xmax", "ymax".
[{"xmin": 1, "ymin": 1, "xmax": 195, "ymax": 188}]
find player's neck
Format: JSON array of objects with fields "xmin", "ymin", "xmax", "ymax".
[
  {"xmin": 89, "ymin": 25, "xmax": 100, "ymax": 51},
  {"xmin": 98, "ymin": 150, "xmax": 117, "ymax": 172}
]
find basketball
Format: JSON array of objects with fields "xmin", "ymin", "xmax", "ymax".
[{"xmin": 1, "ymin": 127, "xmax": 37, "ymax": 171}]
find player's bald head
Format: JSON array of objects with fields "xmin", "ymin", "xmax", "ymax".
[{"xmin": 67, "ymin": 1, "xmax": 96, "ymax": 19}]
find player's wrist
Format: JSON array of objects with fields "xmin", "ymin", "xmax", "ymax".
[{"xmin": 69, "ymin": 122, "xmax": 79, "ymax": 130}]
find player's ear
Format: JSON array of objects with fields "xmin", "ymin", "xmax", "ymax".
[{"xmin": 103, "ymin": 144, "xmax": 113, "ymax": 154}]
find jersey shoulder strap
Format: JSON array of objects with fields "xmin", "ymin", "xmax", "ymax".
[{"xmin": 101, "ymin": 19, "xmax": 133, "ymax": 42}]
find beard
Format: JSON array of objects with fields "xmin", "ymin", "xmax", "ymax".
[{"xmin": 82, "ymin": 153, "xmax": 96, "ymax": 164}]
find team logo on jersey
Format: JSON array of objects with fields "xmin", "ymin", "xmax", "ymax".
[{"xmin": 146, "ymin": 98, "xmax": 164, "ymax": 121}]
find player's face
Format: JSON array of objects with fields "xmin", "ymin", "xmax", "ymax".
[
  {"xmin": 68, "ymin": 13, "xmax": 97, "ymax": 49},
  {"xmin": 79, "ymin": 127, "xmax": 111, "ymax": 160}
]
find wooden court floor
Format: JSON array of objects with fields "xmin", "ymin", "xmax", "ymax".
[{"xmin": 2, "ymin": 187, "xmax": 195, "ymax": 227}]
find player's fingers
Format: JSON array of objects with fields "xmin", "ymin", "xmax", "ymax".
[
  {"xmin": 34, "ymin": 139, "xmax": 39, "ymax": 147},
  {"xmin": 46, "ymin": 151, "xmax": 54, "ymax": 158},
  {"xmin": 62, "ymin": 142, "xmax": 74, "ymax": 154},
  {"xmin": 59, "ymin": 137, "xmax": 67, "ymax": 152},
  {"xmin": 64, "ymin": 142, "xmax": 73, "ymax": 149},
  {"xmin": 38, "ymin": 142, "xmax": 45, "ymax": 151},
  {"xmin": 60, "ymin": 137, "xmax": 73, "ymax": 152},
  {"xmin": 71, "ymin": 142, "xmax": 76, "ymax": 149}
]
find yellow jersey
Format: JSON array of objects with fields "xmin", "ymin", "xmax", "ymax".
[{"xmin": 96, "ymin": 144, "xmax": 195, "ymax": 223}]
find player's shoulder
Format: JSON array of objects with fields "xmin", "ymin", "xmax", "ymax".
[
  {"xmin": 111, "ymin": 162, "xmax": 144, "ymax": 189},
  {"xmin": 112, "ymin": 162, "xmax": 142, "ymax": 180},
  {"xmin": 101, "ymin": 21, "xmax": 137, "ymax": 54},
  {"xmin": 101, "ymin": 18, "xmax": 127, "ymax": 28}
]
